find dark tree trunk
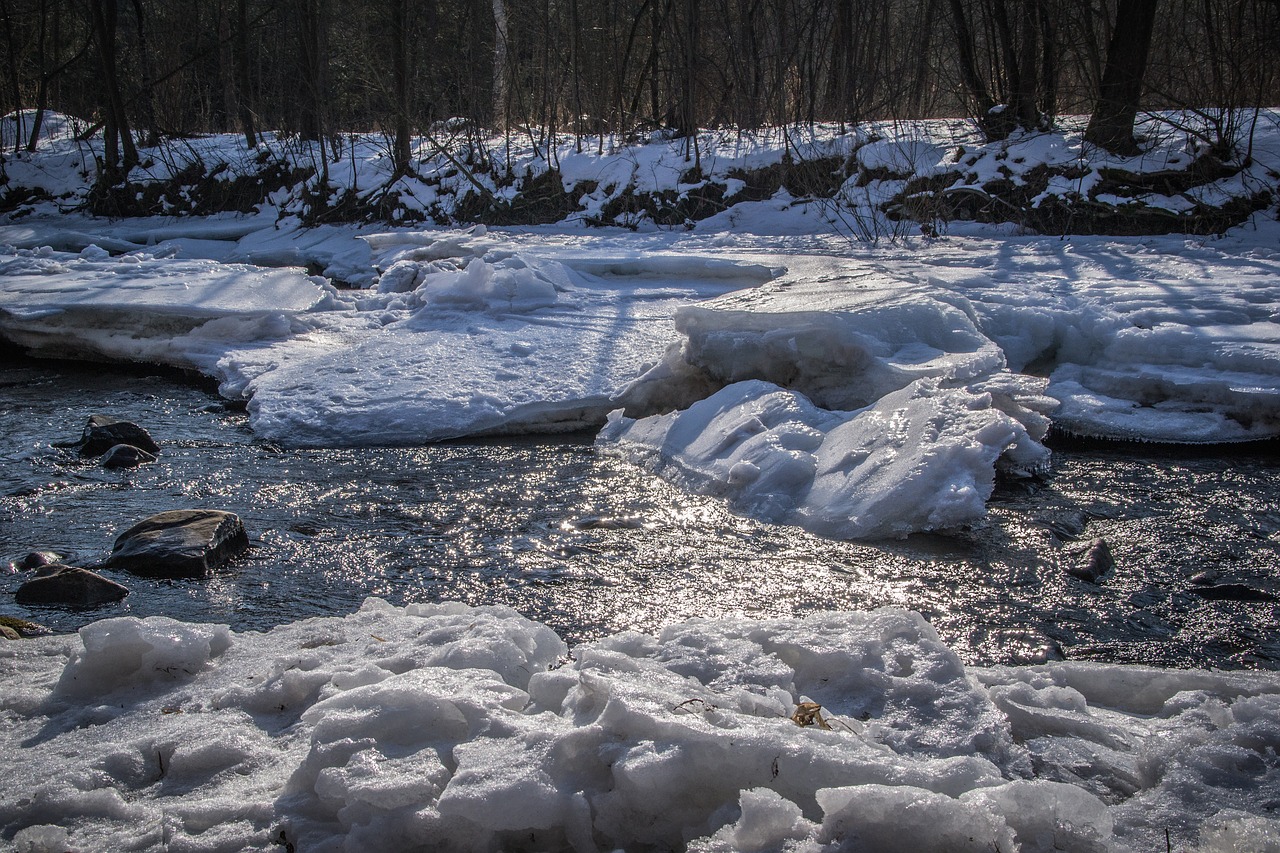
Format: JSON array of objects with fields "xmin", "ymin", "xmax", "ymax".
[
  {"xmin": 295, "ymin": 0, "xmax": 327, "ymax": 143},
  {"xmin": 234, "ymin": 0, "xmax": 257, "ymax": 147},
  {"xmin": 1085, "ymin": 0, "xmax": 1159, "ymax": 154},
  {"xmin": 2, "ymin": 0, "xmax": 24, "ymax": 152},
  {"xmin": 949, "ymin": 0, "xmax": 997, "ymax": 125},
  {"xmin": 90, "ymin": 0, "xmax": 138, "ymax": 176},
  {"xmin": 391, "ymin": 0, "xmax": 411, "ymax": 173}
]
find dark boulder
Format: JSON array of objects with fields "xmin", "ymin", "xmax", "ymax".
[
  {"xmin": 101, "ymin": 443, "xmax": 159, "ymax": 469},
  {"xmin": 1064, "ymin": 537, "xmax": 1114, "ymax": 583},
  {"xmin": 108, "ymin": 509, "xmax": 249, "ymax": 577},
  {"xmin": 77, "ymin": 415, "xmax": 160, "ymax": 457},
  {"xmin": 15, "ymin": 565, "xmax": 129, "ymax": 606}
]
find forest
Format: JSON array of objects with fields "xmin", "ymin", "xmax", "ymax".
[{"xmin": 3, "ymin": 0, "xmax": 1279, "ymax": 174}]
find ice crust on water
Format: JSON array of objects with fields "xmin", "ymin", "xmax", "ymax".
[{"xmin": 2, "ymin": 600, "xmax": 1278, "ymax": 852}]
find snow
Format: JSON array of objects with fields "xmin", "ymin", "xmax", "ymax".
[
  {"xmin": 3, "ymin": 118, "xmax": 1280, "ymax": 531},
  {"xmin": 599, "ymin": 378, "xmax": 1046, "ymax": 539},
  {"xmin": 2, "ymin": 600, "xmax": 1278, "ymax": 851}
]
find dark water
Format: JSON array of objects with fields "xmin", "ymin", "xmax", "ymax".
[{"xmin": 2, "ymin": 356, "xmax": 1278, "ymax": 669}]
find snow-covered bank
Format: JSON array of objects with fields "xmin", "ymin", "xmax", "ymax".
[{"xmin": 2, "ymin": 600, "xmax": 1277, "ymax": 852}]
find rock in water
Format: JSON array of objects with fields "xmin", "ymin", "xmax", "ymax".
[
  {"xmin": 1189, "ymin": 583, "xmax": 1277, "ymax": 602},
  {"xmin": 77, "ymin": 415, "xmax": 160, "ymax": 457},
  {"xmin": 1064, "ymin": 537, "xmax": 1114, "ymax": 583},
  {"xmin": 109, "ymin": 510, "xmax": 250, "ymax": 577},
  {"xmin": 101, "ymin": 443, "xmax": 159, "ymax": 469},
  {"xmin": 15, "ymin": 565, "xmax": 129, "ymax": 606},
  {"xmin": 9, "ymin": 551, "xmax": 63, "ymax": 572}
]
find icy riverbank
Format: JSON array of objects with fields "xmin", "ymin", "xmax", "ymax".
[
  {"xmin": 2, "ymin": 600, "xmax": 1277, "ymax": 852},
  {"xmin": 2, "ymin": 110, "xmax": 1279, "ymax": 540},
  {"xmin": 4, "ymin": 217, "xmax": 1280, "ymax": 539}
]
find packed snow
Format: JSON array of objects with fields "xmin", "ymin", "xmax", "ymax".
[{"xmin": 2, "ymin": 600, "xmax": 1278, "ymax": 852}]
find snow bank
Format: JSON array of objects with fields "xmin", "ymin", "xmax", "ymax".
[
  {"xmin": 217, "ymin": 232, "xmax": 770, "ymax": 445},
  {"xmin": 2, "ymin": 600, "xmax": 1277, "ymax": 852},
  {"xmin": 0, "ymin": 110, "xmax": 87, "ymax": 150},
  {"xmin": 909, "ymin": 234, "xmax": 1280, "ymax": 443}
]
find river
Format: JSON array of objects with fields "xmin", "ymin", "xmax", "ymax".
[{"xmin": 2, "ymin": 354, "xmax": 1277, "ymax": 670}]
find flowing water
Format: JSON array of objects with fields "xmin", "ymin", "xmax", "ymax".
[{"xmin": 2, "ymin": 355, "xmax": 1278, "ymax": 669}]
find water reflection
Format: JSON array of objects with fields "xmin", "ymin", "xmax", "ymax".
[{"xmin": 1, "ymin": 357, "xmax": 1277, "ymax": 669}]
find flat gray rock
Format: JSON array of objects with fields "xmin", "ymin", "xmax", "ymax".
[
  {"xmin": 15, "ymin": 565, "xmax": 129, "ymax": 606},
  {"xmin": 109, "ymin": 510, "xmax": 249, "ymax": 577}
]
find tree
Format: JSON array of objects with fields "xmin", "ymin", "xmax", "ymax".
[
  {"xmin": 947, "ymin": 0, "xmax": 1059, "ymax": 139},
  {"xmin": 1084, "ymin": 0, "xmax": 1158, "ymax": 154},
  {"xmin": 89, "ymin": 0, "xmax": 139, "ymax": 177}
]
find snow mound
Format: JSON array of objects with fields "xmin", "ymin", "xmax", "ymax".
[
  {"xmin": 600, "ymin": 378, "xmax": 1047, "ymax": 539},
  {"xmin": 2, "ymin": 601, "xmax": 1278, "ymax": 852},
  {"xmin": 0, "ymin": 110, "xmax": 87, "ymax": 150}
]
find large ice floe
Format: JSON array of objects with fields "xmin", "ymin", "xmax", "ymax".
[
  {"xmin": 2, "ymin": 600, "xmax": 1278, "ymax": 852},
  {"xmin": 599, "ymin": 260, "xmax": 1056, "ymax": 538}
]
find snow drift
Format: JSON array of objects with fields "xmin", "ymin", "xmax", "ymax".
[{"xmin": 2, "ymin": 600, "xmax": 1277, "ymax": 852}]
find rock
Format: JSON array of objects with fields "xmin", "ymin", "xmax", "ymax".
[
  {"xmin": 101, "ymin": 443, "xmax": 159, "ymax": 469},
  {"xmin": 9, "ymin": 550, "xmax": 63, "ymax": 572},
  {"xmin": 77, "ymin": 415, "xmax": 160, "ymax": 457},
  {"xmin": 1189, "ymin": 583, "xmax": 1277, "ymax": 602},
  {"xmin": 1037, "ymin": 510, "xmax": 1089, "ymax": 542},
  {"xmin": 15, "ymin": 565, "xmax": 129, "ymax": 606},
  {"xmin": 0, "ymin": 625, "xmax": 18, "ymax": 640},
  {"xmin": 108, "ymin": 510, "xmax": 249, "ymax": 577},
  {"xmin": 0, "ymin": 615, "xmax": 51, "ymax": 637},
  {"xmin": 1064, "ymin": 537, "xmax": 1114, "ymax": 583}
]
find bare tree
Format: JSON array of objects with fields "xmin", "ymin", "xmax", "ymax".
[{"xmin": 1084, "ymin": 0, "xmax": 1158, "ymax": 154}]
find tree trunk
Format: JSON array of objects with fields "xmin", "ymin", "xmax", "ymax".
[
  {"xmin": 491, "ymin": 0, "xmax": 508, "ymax": 129},
  {"xmin": 295, "ymin": 0, "xmax": 327, "ymax": 143},
  {"xmin": 90, "ymin": 0, "xmax": 138, "ymax": 176},
  {"xmin": 949, "ymin": 0, "xmax": 997, "ymax": 129},
  {"xmin": 234, "ymin": 0, "xmax": 256, "ymax": 147},
  {"xmin": 391, "ymin": 0, "xmax": 411, "ymax": 173},
  {"xmin": 1085, "ymin": 0, "xmax": 1158, "ymax": 154}
]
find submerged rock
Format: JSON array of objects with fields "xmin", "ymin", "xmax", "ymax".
[
  {"xmin": 108, "ymin": 510, "xmax": 249, "ymax": 577},
  {"xmin": 15, "ymin": 565, "xmax": 129, "ymax": 606},
  {"xmin": 77, "ymin": 415, "xmax": 160, "ymax": 457},
  {"xmin": 1064, "ymin": 538, "xmax": 1114, "ymax": 584},
  {"xmin": 9, "ymin": 550, "xmax": 63, "ymax": 572},
  {"xmin": 101, "ymin": 443, "xmax": 159, "ymax": 469},
  {"xmin": 1189, "ymin": 583, "xmax": 1277, "ymax": 602}
]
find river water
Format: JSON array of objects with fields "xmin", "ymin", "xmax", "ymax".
[{"xmin": 2, "ymin": 355, "xmax": 1277, "ymax": 670}]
